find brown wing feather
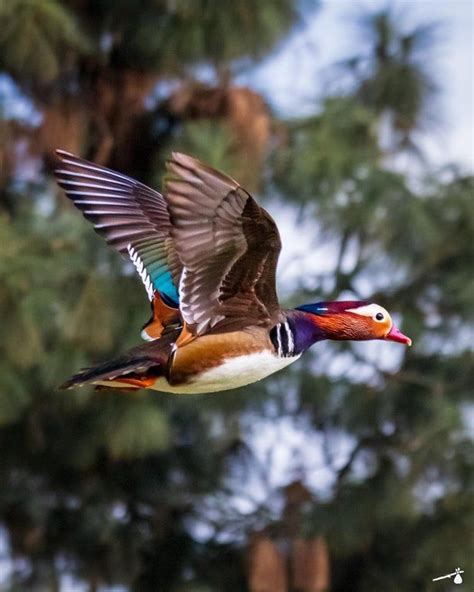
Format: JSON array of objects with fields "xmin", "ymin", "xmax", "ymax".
[
  {"xmin": 55, "ymin": 150, "xmax": 282, "ymax": 338},
  {"xmin": 166, "ymin": 152, "xmax": 282, "ymax": 335},
  {"xmin": 54, "ymin": 150, "xmax": 183, "ymax": 295}
]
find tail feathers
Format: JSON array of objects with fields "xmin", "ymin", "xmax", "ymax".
[{"xmin": 60, "ymin": 356, "xmax": 162, "ymax": 390}]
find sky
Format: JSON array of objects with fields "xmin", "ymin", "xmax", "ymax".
[{"xmin": 240, "ymin": 0, "xmax": 474, "ymax": 172}]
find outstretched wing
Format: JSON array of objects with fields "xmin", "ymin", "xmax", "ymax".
[
  {"xmin": 54, "ymin": 150, "xmax": 180, "ymax": 305},
  {"xmin": 55, "ymin": 150, "xmax": 283, "ymax": 337},
  {"xmin": 166, "ymin": 152, "xmax": 282, "ymax": 335}
]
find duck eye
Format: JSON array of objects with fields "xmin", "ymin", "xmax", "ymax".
[{"xmin": 375, "ymin": 312, "xmax": 384, "ymax": 321}]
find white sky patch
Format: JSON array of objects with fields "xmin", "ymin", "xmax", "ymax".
[
  {"xmin": 239, "ymin": 0, "xmax": 474, "ymax": 172},
  {"xmin": 0, "ymin": 526, "xmax": 13, "ymax": 587},
  {"xmin": 0, "ymin": 75, "xmax": 42, "ymax": 124},
  {"xmin": 269, "ymin": 200, "xmax": 339, "ymax": 299},
  {"xmin": 461, "ymin": 403, "xmax": 474, "ymax": 439},
  {"xmin": 186, "ymin": 410, "xmax": 361, "ymax": 544}
]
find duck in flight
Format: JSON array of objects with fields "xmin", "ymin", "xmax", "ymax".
[{"xmin": 55, "ymin": 150, "xmax": 411, "ymax": 393}]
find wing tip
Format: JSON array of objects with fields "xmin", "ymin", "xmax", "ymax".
[
  {"xmin": 166, "ymin": 152, "xmax": 192, "ymax": 175},
  {"xmin": 167, "ymin": 151, "xmax": 214, "ymax": 175},
  {"xmin": 166, "ymin": 152, "xmax": 240, "ymax": 190},
  {"xmin": 55, "ymin": 148, "xmax": 76, "ymax": 160},
  {"xmin": 170, "ymin": 151, "xmax": 188, "ymax": 163},
  {"xmin": 54, "ymin": 149, "xmax": 81, "ymax": 175}
]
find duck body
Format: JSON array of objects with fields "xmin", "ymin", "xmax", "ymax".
[
  {"xmin": 55, "ymin": 151, "xmax": 411, "ymax": 394},
  {"xmin": 68, "ymin": 323, "xmax": 301, "ymax": 394}
]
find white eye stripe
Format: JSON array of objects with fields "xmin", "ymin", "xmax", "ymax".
[{"xmin": 346, "ymin": 304, "xmax": 391, "ymax": 321}]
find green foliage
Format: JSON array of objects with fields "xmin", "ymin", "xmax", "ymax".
[
  {"xmin": 0, "ymin": 0, "xmax": 89, "ymax": 85},
  {"xmin": 347, "ymin": 9, "xmax": 439, "ymax": 147},
  {"xmin": 275, "ymin": 97, "xmax": 378, "ymax": 203},
  {"xmin": 100, "ymin": 0, "xmax": 305, "ymax": 71},
  {"xmin": 168, "ymin": 119, "xmax": 242, "ymax": 177},
  {"xmin": 97, "ymin": 394, "xmax": 170, "ymax": 460}
]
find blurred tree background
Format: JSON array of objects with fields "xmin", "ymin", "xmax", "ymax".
[{"xmin": 0, "ymin": 1, "xmax": 472, "ymax": 590}]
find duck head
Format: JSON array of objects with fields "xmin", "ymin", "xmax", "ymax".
[{"xmin": 294, "ymin": 301, "xmax": 412, "ymax": 349}]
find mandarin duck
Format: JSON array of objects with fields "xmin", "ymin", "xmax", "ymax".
[{"xmin": 55, "ymin": 150, "xmax": 411, "ymax": 393}]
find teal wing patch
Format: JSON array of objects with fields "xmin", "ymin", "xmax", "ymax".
[
  {"xmin": 55, "ymin": 150, "xmax": 181, "ymax": 304},
  {"xmin": 128, "ymin": 243, "xmax": 178, "ymax": 304}
]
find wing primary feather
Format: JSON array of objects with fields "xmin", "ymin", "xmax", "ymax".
[
  {"xmin": 55, "ymin": 150, "xmax": 181, "ymax": 305},
  {"xmin": 55, "ymin": 169, "xmax": 132, "ymax": 188},
  {"xmin": 164, "ymin": 152, "xmax": 282, "ymax": 334},
  {"xmin": 56, "ymin": 154, "xmax": 137, "ymax": 183}
]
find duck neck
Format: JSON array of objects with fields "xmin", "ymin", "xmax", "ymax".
[{"xmin": 286, "ymin": 310, "xmax": 329, "ymax": 353}]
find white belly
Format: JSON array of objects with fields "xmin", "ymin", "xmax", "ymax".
[{"xmin": 151, "ymin": 351, "xmax": 301, "ymax": 394}]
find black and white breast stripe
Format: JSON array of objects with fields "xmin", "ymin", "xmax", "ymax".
[{"xmin": 270, "ymin": 321, "xmax": 296, "ymax": 358}]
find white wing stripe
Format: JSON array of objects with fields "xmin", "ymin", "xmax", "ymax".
[
  {"xmin": 61, "ymin": 190, "xmax": 131, "ymax": 198},
  {"xmin": 58, "ymin": 157, "xmax": 136, "ymax": 183},
  {"xmin": 127, "ymin": 243, "xmax": 154, "ymax": 301},
  {"xmin": 55, "ymin": 169, "xmax": 132, "ymax": 187},
  {"xmin": 57, "ymin": 179, "xmax": 130, "ymax": 191}
]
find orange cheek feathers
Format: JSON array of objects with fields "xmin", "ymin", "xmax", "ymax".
[{"xmin": 310, "ymin": 313, "xmax": 379, "ymax": 341}]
